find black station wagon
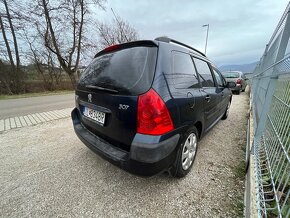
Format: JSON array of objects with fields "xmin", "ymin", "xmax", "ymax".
[{"xmin": 72, "ymin": 37, "xmax": 235, "ymax": 177}]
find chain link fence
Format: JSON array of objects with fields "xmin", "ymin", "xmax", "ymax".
[{"xmin": 249, "ymin": 2, "xmax": 290, "ymax": 217}]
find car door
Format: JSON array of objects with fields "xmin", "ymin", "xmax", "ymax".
[
  {"xmin": 192, "ymin": 57, "xmax": 220, "ymax": 131},
  {"xmin": 170, "ymin": 51, "xmax": 203, "ymax": 126},
  {"xmin": 212, "ymin": 67, "xmax": 229, "ymax": 116}
]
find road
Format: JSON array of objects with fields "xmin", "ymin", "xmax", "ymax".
[
  {"xmin": 0, "ymin": 93, "xmax": 74, "ymax": 119},
  {"xmin": 0, "ymin": 92, "xmax": 249, "ymax": 217}
]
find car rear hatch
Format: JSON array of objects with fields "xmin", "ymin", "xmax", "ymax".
[
  {"xmin": 75, "ymin": 41, "xmax": 158, "ymax": 151},
  {"xmin": 222, "ymin": 72, "xmax": 240, "ymax": 81}
]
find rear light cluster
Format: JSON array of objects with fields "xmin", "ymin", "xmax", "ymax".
[
  {"xmin": 137, "ymin": 89, "xmax": 174, "ymax": 135},
  {"xmin": 236, "ymin": 79, "xmax": 241, "ymax": 84}
]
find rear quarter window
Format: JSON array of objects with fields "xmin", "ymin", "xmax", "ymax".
[{"xmin": 78, "ymin": 46, "xmax": 157, "ymax": 95}]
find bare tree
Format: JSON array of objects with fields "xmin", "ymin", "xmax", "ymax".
[
  {"xmin": 36, "ymin": 0, "xmax": 105, "ymax": 87},
  {"xmin": 0, "ymin": 0, "xmax": 23, "ymax": 94},
  {"xmin": 0, "ymin": 0, "xmax": 139, "ymax": 94},
  {"xmin": 25, "ymin": 31, "xmax": 62, "ymax": 91},
  {"xmin": 97, "ymin": 15, "xmax": 139, "ymax": 49}
]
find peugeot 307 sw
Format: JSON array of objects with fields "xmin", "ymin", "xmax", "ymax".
[{"xmin": 71, "ymin": 37, "xmax": 235, "ymax": 177}]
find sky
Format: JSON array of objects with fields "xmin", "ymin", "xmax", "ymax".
[{"xmin": 98, "ymin": 0, "xmax": 289, "ymax": 66}]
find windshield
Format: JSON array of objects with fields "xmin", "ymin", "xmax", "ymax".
[
  {"xmin": 222, "ymin": 72, "xmax": 240, "ymax": 78},
  {"xmin": 78, "ymin": 46, "xmax": 157, "ymax": 95}
]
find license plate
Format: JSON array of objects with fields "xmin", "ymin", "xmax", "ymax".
[{"xmin": 83, "ymin": 107, "xmax": 105, "ymax": 125}]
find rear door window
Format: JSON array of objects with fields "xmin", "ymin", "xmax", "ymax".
[
  {"xmin": 193, "ymin": 58, "xmax": 215, "ymax": 87},
  {"xmin": 78, "ymin": 46, "xmax": 157, "ymax": 95},
  {"xmin": 171, "ymin": 52, "xmax": 200, "ymax": 89}
]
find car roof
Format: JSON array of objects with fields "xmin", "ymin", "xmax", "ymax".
[
  {"xmin": 155, "ymin": 40, "xmax": 211, "ymax": 63},
  {"xmin": 94, "ymin": 37, "xmax": 211, "ymax": 63}
]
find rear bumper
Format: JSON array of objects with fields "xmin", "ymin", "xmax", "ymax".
[
  {"xmin": 230, "ymin": 84, "xmax": 241, "ymax": 91},
  {"xmin": 71, "ymin": 108, "xmax": 180, "ymax": 176}
]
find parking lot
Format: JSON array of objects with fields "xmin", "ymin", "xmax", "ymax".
[{"xmin": 0, "ymin": 92, "xmax": 249, "ymax": 217}]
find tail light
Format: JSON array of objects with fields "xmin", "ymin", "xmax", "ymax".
[
  {"xmin": 137, "ymin": 89, "xmax": 174, "ymax": 135},
  {"xmin": 236, "ymin": 79, "xmax": 241, "ymax": 84}
]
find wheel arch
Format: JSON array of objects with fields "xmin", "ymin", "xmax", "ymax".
[{"xmin": 194, "ymin": 121, "xmax": 203, "ymax": 139}]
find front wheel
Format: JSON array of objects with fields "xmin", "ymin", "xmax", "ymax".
[{"xmin": 170, "ymin": 127, "xmax": 198, "ymax": 178}]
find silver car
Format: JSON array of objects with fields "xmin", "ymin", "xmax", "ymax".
[{"xmin": 222, "ymin": 71, "xmax": 247, "ymax": 94}]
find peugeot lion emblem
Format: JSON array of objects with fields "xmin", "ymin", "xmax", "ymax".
[{"xmin": 88, "ymin": 94, "xmax": 92, "ymax": 103}]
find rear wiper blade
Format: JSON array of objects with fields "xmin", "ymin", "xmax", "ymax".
[{"xmin": 85, "ymin": 85, "xmax": 119, "ymax": 93}]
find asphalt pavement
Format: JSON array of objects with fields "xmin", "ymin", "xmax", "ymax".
[{"xmin": 0, "ymin": 93, "xmax": 75, "ymax": 119}]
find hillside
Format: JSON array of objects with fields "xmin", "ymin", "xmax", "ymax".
[{"xmin": 219, "ymin": 61, "xmax": 258, "ymax": 74}]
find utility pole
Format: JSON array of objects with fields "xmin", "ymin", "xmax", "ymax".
[{"xmin": 202, "ymin": 24, "xmax": 209, "ymax": 55}]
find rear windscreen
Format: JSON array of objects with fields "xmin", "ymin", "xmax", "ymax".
[
  {"xmin": 78, "ymin": 46, "xmax": 157, "ymax": 95},
  {"xmin": 222, "ymin": 72, "xmax": 240, "ymax": 78}
]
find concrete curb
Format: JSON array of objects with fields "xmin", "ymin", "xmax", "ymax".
[{"xmin": 0, "ymin": 108, "xmax": 72, "ymax": 133}]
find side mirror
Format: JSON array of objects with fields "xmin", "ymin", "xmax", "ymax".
[{"xmin": 226, "ymin": 81, "xmax": 236, "ymax": 88}]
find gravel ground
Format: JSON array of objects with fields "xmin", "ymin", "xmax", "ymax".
[{"xmin": 0, "ymin": 92, "xmax": 249, "ymax": 218}]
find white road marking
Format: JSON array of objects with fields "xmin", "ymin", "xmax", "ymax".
[
  {"xmin": 28, "ymin": 115, "xmax": 38, "ymax": 125},
  {"xmin": 23, "ymin": 115, "xmax": 33, "ymax": 126},
  {"xmin": 19, "ymin": 116, "xmax": 27, "ymax": 127},
  {"xmin": 10, "ymin": 118, "xmax": 16, "ymax": 129},
  {"xmin": 35, "ymin": 113, "xmax": 46, "ymax": 122},
  {"xmin": 38, "ymin": 112, "xmax": 50, "ymax": 122},
  {"xmin": 4, "ymin": 118, "xmax": 11, "ymax": 130},
  {"xmin": 0, "ymin": 108, "xmax": 72, "ymax": 132},
  {"xmin": 14, "ymin": 117, "xmax": 22, "ymax": 128},
  {"xmin": 0, "ymin": 119, "xmax": 4, "ymax": 132},
  {"xmin": 31, "ymin": 114, "xmax": 42, "ymax": 124}
]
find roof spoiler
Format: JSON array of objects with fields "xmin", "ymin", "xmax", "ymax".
[
  {"xmin": 155, "ymin": 36, "xmax": 206, "ymax": 57},
  {"xmin": 94, "ymin": 40, "xmax": 158, "ymax": 58}
]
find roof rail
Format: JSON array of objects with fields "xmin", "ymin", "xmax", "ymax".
[{"xmin": 155, "ymin": 36, "xmax": 206, "ymax": 57}]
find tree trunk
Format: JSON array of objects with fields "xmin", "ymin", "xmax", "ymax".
[
  {"xmin": 3, "ymin": 0, "xmax": 20, "ymax": 69},
  {"xmin": 68, "ymin": 72, "xmax": 76, "ymax": 89},
  {"xmin": 0, "ymin": 15, "xmax": 15, "ymax": 72},
  {"xmin": 74, "ymin": 0, "xmax": 84, "ymax": 72}
]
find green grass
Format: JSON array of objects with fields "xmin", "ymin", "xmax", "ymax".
[
  {"xmin": 230, "ymin": 160, "xmax": 246, "ymax": 217},
  {"xmin": 0, "ymin": 90, "xmax": 74, "ymax": 100},
  {"xmin": 233, "ymin": 160, "xmax": 246, "ymax": 180},
  {"xmin": 233, "ymin": 196, "xmax": 245, "ymax": 217}
]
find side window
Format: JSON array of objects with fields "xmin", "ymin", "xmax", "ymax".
[
  {"xmin": 172, "ymin": 52, "xmax": 200, "ymax": 89},
  {"xmin": 213, "ymin": 68, "xmax": 224, "ymax": 87},
  {"xmin": 193, "ymin": 58, "xmax": 215, "ymax": 87}
]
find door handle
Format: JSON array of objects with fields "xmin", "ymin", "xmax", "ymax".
[{"xmin": 205, "ymin": 95, "xmax": 211, "ymax": 102}]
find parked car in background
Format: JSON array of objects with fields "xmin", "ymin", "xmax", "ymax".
[
  {"xmin": 72, "ymin": 37, "xmax": 235, "ymax": 178},
  {"xmin": 221, "ymin": 71, "xmax": 247, "ymax": 94}
]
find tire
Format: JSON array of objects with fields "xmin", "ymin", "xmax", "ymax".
[
  {"xmin": 170, "ymin": 127, "xmax": 198, "ymax": 178},
  {"xmin": 236, "ymin": 89, "xmax": 241, "ymax": 95},
  {"xmin": 221, "ymin": 101, "xmax": 231, "ymax": 120}
]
